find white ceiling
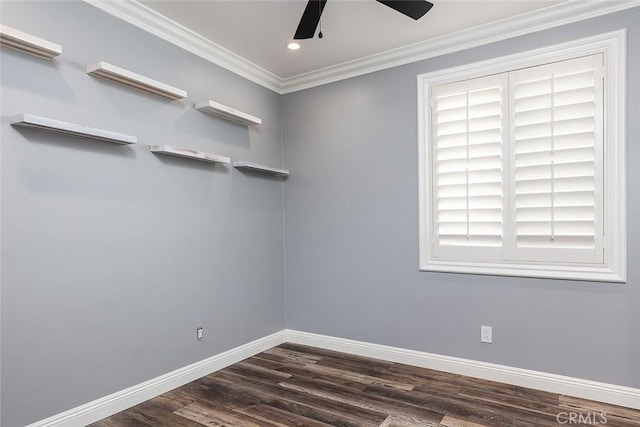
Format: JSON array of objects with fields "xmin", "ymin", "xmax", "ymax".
[{"xmin": 140, "ymin": 0, "xmax": 564, "ymax": 79}]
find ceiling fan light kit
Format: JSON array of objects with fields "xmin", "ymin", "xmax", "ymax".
[{"xmin": 293, "ymin": 0, "xmax": 434, "ymax": 40}]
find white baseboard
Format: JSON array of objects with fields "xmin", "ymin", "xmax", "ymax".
[
  {"xmin": 27, "ymin": 328, "xmax": 640, "ymax": 426},
  {"xmin": 26, "ymin": 330, "xmax": 287, "ymax": 427},
  {"xmin": 285, "ymin": 329, "xmax": 640, "ymax": 410}
]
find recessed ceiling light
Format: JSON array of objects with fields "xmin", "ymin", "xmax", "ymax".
[{"xmin": 287, "ymin": 42, "xmax": 301, "ymax": 51}]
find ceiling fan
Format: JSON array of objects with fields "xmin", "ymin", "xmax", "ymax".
[{"xmin": 294, "ymin": 0, "xmax": 434, "ymax": 40}]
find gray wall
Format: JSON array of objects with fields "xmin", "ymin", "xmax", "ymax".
[
  {"xmin": 0, "ymin": 2, "xmax": 285, "ymax": 426},
  {"xmin": 283, "ymin": 9, "xmax": 640, "ymax": 389},
  {"xmin": 2, "ymin": 2, "xmax": 639, "ymax": 426}
]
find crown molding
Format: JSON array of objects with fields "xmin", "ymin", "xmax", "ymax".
[
  {"xmin": 83, "ymin": 0, "xmax": 282, "ymax": 93},
  {"xmin": 280, "ymin": 0, "xmax": 639, "ymax": 93},
  {"xmin": 83, "ymin": 0, "xmax": 639, "ymax": 95}
]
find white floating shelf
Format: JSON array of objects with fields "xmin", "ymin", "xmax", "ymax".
[
  {"xmin": 0, "ymin": 24, "xmax": 62, "ymax": 59},
  {"xmin": 150, "ymin": 145, "xmax": 230, "ymax": 164},
  {"xmin": 10, "ymin": 113, "xmax": 137, "ymax": 145},
  {"xmin": 87, "ymin": 61, "xmax": 187, "ymax": 100},
  {"xmin": 195, "ymin": 100, "xmax": 262, "ymax": 126},
  {"xmin": 233, "ymin": 161, "xmax": 289, "ymax": 177}
]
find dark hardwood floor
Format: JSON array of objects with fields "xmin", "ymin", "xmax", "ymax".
[{"xmin": 91, "ymin": 343, "xmax": 640, "ymax": 426}]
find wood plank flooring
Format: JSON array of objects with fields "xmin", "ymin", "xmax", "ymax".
[{"xmin": 91, "ymin": 343, "xmax": 640, "ymax": 427}]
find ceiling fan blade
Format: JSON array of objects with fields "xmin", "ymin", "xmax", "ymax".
[
  {"xmin": 376, "ymin": 0, "xmax": 433, "ymax": 20},
  {"xmin": 294, "ymin": 0, "xmax": 327, "ymax": 39}
]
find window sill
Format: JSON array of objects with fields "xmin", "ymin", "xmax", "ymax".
[{"xmin": 420, "ymin": 260, "xmax": 625, "ymax": 283}]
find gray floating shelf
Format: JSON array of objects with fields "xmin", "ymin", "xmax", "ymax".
[
  {"xmin": 233, "ymin": 161, "xmax": 289, "ymax": 177},
  {"xmin": 10, "ymin": 113, "xmax": 137, "ymax": 145},
  {"xmin": 0, "ymin": 24, "xmax": 61, "ymax": 59},
  {"xmin": 150, "ymin": 145, "xmax": 230, "ymax": 164},
  {"xmin": 87, "ymin": 61, "xmax": 187, "ymax": 100},
  {"xmin": 195, "ymin": 100, "xmax": 261, "ymax": 126}
]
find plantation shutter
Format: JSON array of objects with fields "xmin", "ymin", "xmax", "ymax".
[
  {"xmin": 510, "ymin": 54, "xmax": 604, "ymax": 263},
  {"xmin": 431, "ymin": 74, "xmax": 508, "ymax": 260}
]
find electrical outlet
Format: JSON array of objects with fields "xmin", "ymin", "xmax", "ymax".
[
  {"xmin": 196, "ymin": 327, "xmax": 203, "ymax": 340},
  {"xmin": 481, "ymin": 325, "xmax": 492, "ymax": 343}
]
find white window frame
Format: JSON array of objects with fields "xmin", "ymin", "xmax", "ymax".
[{"xmin": 417, "ymin": 31, "xmax": 626, "ymax": 283}]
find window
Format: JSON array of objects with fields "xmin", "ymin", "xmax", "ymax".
[{"xmin": 418, "ymin": 32, "xmax": 626, "ymax": 282}]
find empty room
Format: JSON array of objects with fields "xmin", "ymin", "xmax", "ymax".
[{"xmin": 1, "ymin": 0, "xmax": 639, "ymax": 426}]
